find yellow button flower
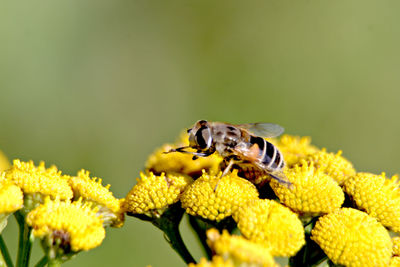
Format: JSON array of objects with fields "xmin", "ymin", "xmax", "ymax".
[
  {"xmin": 3, "ymin": 159, "xmax": 73, "ymax": 201},
  {"xmin": 123, "ymin": 172, "xmax": 192, "ymax": 217},
  {"xmin": 0, "ymin": 175, "xmax": 23, "ymax": 214},
  {"xmin": 188, "ymin": 256, "xmax": 234, "ymax": 267},
  {"xmin": 0, "ymin": 150, "xmax": 10, "ymax": 172},
  {"xmin": 305, "ymin": 149, "xmax": 355, "ymax": 185},
  {"xmin": 233, "ymin": 199, "xmax": 305, "ymax": 257},
  {"xmin": 181, "ymin": 171, "xmax": 259, "ymax": 221},
  {"xmin": 311, "ymin": 208, "xmax": 392, "ymax": 267},
  {"xmin": 26, "ymin": 197, "xmax": 105, "ymax": 252},
  {"xmin": 146, "ymin": 143, "xmax": 222, "ymax": 178},
  {"xmin": 343, "ymin": 172, "xmax": 400, "ymax": 233},
  {"xmin": 206, "ymin": 229, "xmax": 278, "ymax": 267},
  {"xmin": 272, "ymin": 134, "xmax": 319, "ymax": 166},
  {"xmin": 270, "ymin": 161, "xmax": 344, "ymax": 215},
  {"xmin": 69, "ymin": 169, "xmax": 124, "ymax": 227}
]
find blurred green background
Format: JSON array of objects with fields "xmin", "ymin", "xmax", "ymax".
[{"xmin": 1, "ymin": 1, "xmax": 400, "ymax": 266}]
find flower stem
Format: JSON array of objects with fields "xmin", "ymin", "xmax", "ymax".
[
  {"xmin": 0, "ymin": 234, "xmax": 14, "ymax": 267},
  {"xmin": 127, "ymin": 203, "xmax": 196, "ymax": 264},
  {"xmin": 47, "ymin": 258, "xmax": 62, "ymax": 267},
  {"xmin": 33, "ymin": 256, "xmax": 48, "ymax": 267},
  {"xmin": 188, "ymin": 215, "xmax": 212, "ymax": 260},
  {"xmin": 15, "ymin": 211, "xmax": 33, "ymax": 267}
]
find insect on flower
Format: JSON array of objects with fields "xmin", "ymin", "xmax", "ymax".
[{"xmin": 165, "ymin": 120, "xmax": 290, "ymax": 186}]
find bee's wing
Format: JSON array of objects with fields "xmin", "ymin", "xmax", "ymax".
[
  {"xmin": 268, "ymin": 169, "xmax": 291, "ymax": 187},
  {"xmin": 237, "ymin": 123, "xmax": 284, "ymax": 138}
]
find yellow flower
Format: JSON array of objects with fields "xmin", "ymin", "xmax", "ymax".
[
  {"xmin": 146, "ymin": 143, "xmax": 222, "ymax": 178},
  {"xmin": 271, "ymin": 134, "xmax": 319, "ymax": 166},
  {"xmin": 393, "ymin": 237, "xmax": 400, "ymax": 256},
  {"xmin": 188, "ymin": 256, "xmax": 234, "ymax": 267},
  {"xmin": 0, "ymin": 150, "xmax": 10, "ymax": 172},
  {"xmin": 270, "ymin": 161, "xmax": 344, "ymax": 215},
  {"xmin": 206, "ymin": 229, "xmax": 278, "ymax": 267},
  {"xmin": 0, "ymin": 175, "xmax": 23, "ymax": 214},
  {"xmin": 3, "ymin": 159, "xmax": 73, "ymax": 201},
  {"xmin": 305, "ymin": 149, "xmax": 355, "ymax": 185},
  {"xmin": 123, "ymin": 172, "xmax": 192, "ymax": 217},
  {"xmin": 69, "ymin": 169, "xmax": 124, "ymax": 227},
  {"xmin": 343, "ymin": 172, "xmax": 400, "ymax": 233},
  {"xmin": 26, "ymin": 197, "xmax": 105, "ymax": 252},
  {"xmin": 181, "ymin": 170, "xmax": 259, "ymax": 221},
  {"xmin": 233, "ymin": 199, "xmax": 305, "ymax": 257},
  {"xmin": 311, "ymin": 208, "xmax": 392, "ymax": 267}
]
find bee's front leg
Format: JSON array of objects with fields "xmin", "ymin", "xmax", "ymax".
[{"xmin": 214, "ymin": 158, "xmax": 235, "ymax": 192}]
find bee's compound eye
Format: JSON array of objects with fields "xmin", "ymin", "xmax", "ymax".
[{"xmin": 195, "ymin": 126, "xmax": 211, "ymax": 149}]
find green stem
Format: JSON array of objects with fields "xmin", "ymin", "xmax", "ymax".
[
  {"xmin": 128, "ymin": 203, "xmax": 196, "ymax": 264},
  {"xmin": 15, "ymin": 211, "xmax": 33, "ymax": 267},
  {"xmin": 188, "ymin": 215, "xmax": 212, "ymax": 260},
  {"xmin": 0, "ymin": 234, "xmax": 14, "ymax": 267},
  {"xmin": 33, "ymin": 256, "xmax": 48, "ymax": 267}
]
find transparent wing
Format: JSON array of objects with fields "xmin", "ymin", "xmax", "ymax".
[{"xmin": 237, "ymin": 123, "xmax": 284, "ymax": 138}]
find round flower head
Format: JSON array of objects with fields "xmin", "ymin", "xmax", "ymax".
[
  {"xmin": 123, "ymin": 172, "xmax": 192, "ymax": 217},
  {"xmin": 3, "ymin": 160, "xmax": 73, "ymax": 201},
  {"xmin": 206, "ymin": 229, "xmax": 278, "ymax": 267},
  {"xmin": 311, "ymin": 208, "xmax": 392, "ymax": 267},
  {"xmin": 270, "ymin": 161, "xmax": 344, "ymax": 215},
  {"xmin": 305, "ymin": 149, "xmax": 355, "ymax": 185},
  {"xmin": 0, "ymin": 175, "xmax": 23, "ymax": 214},
  {"xmin": 26, "ymin": 197, "xmax": 105, "ymax": 252},
  {"xmin": 69, "ymin": 169, "xmax": 124, "ymax": 227},
  {"xmin": 181, "ymin": 170, "xmax": 259, "ymax": 221},
  {"xmin": 0, "ymin": 150, "xmax": 10, "ymax": 172},
  {"xmin": 188, "ymin": 256, "xmax": 234, "ymax": 267},
  {"xmin": 271, "ymin": 134, "xmax": 319, "ymax": 166},
  {"xmin": 233, "ymin": 199, "xmax": 305, "ymax": 257},
  {"xmin": 343, "ymin": 172, "xmax": 400, "ymax": 233},
  {"xmin": 145, "ymin": 132, "xmax": 222, "ymax": 178},
  {"xmin": 0, "ymin": 175, "xmax": 23, "ymax": 233}
]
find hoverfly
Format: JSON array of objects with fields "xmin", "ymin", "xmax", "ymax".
[{"xmin": 166, "ymin": 120, "xmax": 289, "ymax": 186}]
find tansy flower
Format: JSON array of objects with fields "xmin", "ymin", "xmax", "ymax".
[
  {"xmin": 305, "ymin": 149, "xmax": 355, "ymax": 185},
  {"xmin": 181, "ymin": 170, "xmax": 259, "ymax": 221},
  {"xmin": 393, "ymin": 237, "xmax": 400, "ymax": 256},
  {"xmin": 343, "ymin": 172, "xmax": 400, "ymax": 233},
  {"xmin": 0, "ymin": 150, "xmax": 10, "ymax": 172},
  {"xmin": 26, "ymin": 197, "xmax": 105, "ymax": 252},
  {"xmin": 0, "ymin": 175, "xmax": 23, "ymax": 233},
  {"xmin": 270, "ymin": 161, "xmax": 344, "ymax": 215},
  {"xmin": 69, "ymin": 169, "xmax": 124, "ymax": 227},
  {"xmin": 311, "ymin": 208, "xmax": 392, "ymax": 267},
  {"xmin": 146, "ymin": 143, "xmax": 222, "ymax": 178},
  {"xmin": 3, "ymin": 160, "xmax": 73, "ymax": 202},
  {"xmin": 233, "ymin": 199, "xmax": 305, "ymax": 257},
  {"xmin": 123, "ymin": 172, "xmax": 192, "ymax": 218},
  {"xmin": 271, "ymin": 134, "xmax": 319, "ymax": 166},
  {"xmin": 188, "ymin": 256, "xmax": 234, "ymax": 267},
  {"xmin": 206, "ymin": 229, "xmax": 278, "ymax": 267}
]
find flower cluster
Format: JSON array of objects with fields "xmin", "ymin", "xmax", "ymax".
[
  {"xmin": 0, "ymin": 158, "xmax": 124, "ymax": 266},
  {"xmin": 123, "ymin": 130, "xmax": 399, "ymax": 267}
]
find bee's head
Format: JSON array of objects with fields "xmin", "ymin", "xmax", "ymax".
[{"xmin": 187, "ymin": 120, "xmax": 213, "ymax": 151}]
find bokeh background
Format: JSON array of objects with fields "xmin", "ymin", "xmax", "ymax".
[{"xmin": 1, "ymin": 1, "xmax": 400, "ymax": 266}]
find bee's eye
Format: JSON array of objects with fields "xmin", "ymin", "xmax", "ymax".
[{"xmin": 195, "ymin": 126, "xmax": 211, "ymax": 149}]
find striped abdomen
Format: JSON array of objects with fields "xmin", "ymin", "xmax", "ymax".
[{"xmin": 249, "ymin": 135, "xmax": 284, "ymax": 171}]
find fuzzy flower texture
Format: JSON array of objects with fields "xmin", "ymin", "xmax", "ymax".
[{"xmin": 124, "ymin": 130, "xmax": 400, "ymax": 267}]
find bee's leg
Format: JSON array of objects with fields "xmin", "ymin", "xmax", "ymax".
[{"xmin": 214, "ymin": 158, "xmax": 235, "ymax": 192}]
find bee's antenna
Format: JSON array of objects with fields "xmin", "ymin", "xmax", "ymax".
[{"xmin": 163, "ymin": 146, "xmax": 190, "ymax": 154}]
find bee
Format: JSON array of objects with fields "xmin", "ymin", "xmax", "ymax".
[{"xmin": 166, "ymin": 120, "xmax": 290, "ymax": 186}]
